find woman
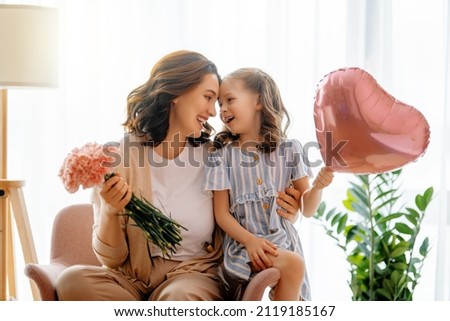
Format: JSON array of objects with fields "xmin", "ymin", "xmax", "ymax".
[{"xmin": 56, "ymin": 50, "xmax": 300, "ymax": 300}]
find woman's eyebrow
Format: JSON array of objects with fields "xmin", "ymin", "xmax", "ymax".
[{"xmin": 206, "ymin": 89, "xmax": 218, "ymax": 97}]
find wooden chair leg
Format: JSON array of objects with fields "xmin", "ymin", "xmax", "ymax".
[{"xmin": 0, "ymin": 180, "xmax": 40, "ymax": 300}]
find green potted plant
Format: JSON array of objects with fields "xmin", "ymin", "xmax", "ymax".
[{"xmin": 314, "ymin": 169, "xmax": 433, "ymax": 300}]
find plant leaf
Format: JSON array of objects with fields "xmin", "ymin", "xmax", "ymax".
[
  {"xmin": 357, "ymin": 174, "xmax": 369, "ymax": 186},
  {"xmin": 373, "ymin": 188, "xmax": 398, "ymax": 202},
  {"xmin": 392, "ymin": 262, "xmax": 409, "ymax": 270},
  {"xmin": 406, "ymin": 207, "xmax": 420, "ymax": 220},
  {"xmin": 337, "ymin": 214, "xmax": 348, "ymax": 233},
  {"xmin": 325, "ymin": 207, "xmax": 338, "ymax": 221},
  {"xmin": 376, "ymin": 288, "xmax": 393, "ymax": 300},
  {"xmin": 419, "ymin": 237, "xmax": 430, "ymax": 256},
  {"xmin": 377, "ymin": 212, "xmax": 403, "ymax": 225},
  {"xmin": 422, "ymin": 187, "xmax": 434, "ymax": 208},
  {"xmin": 414, "ymin": 187, "xmax": 434, "ymax": 212},
  {"xmin": 405, "ymin": 212, "xmax": 418, "ymax": 225},
  {"xmin": 352, "ymin": 202, "xmax": 371, "ymax": 220},
  {"xmin": 331, "ymin": 213, "xmax": 342, "ymax": 227},
  {"xmin": 391, "ymin": 242, "xmax": 409, "ymax": 257},
  {"xmin": 395, "ymin": 222, "xmax": 414, "ymax": 235},
  {"xmin": 344, "ymin": 224, "xmax": 357, "ymax": 242},
  {"xmin": 375, "ymin": 196, "xmax": 400, "ymax": 213},
  {"xmin": 415, "ymin": 194, "xmax": 425, "ymax": 211},
  {"xmin": 349, "ymin": 184, "xmax": 370, "ymax": 208},
  {"xmin": 315, "ymin": 201, "xmax": 326, "ymax": 217},
  {"xmin": 343, "ymin": 199, "xmax": 354, "ymax": 211}
]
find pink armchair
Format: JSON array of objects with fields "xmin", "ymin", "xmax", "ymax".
[{"xmin": 24, "ymin": 203, "xmax": 280, "ymax": 301}]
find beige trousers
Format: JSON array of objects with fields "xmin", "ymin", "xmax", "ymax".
[{"xmin": 56, "ymin": 257, "xmax": 226, "ymax": 301}]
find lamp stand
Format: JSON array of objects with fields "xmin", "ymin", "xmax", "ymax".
[{"xmin": 0, "ymin": 89, "xmax": 39, "ymax": 300}]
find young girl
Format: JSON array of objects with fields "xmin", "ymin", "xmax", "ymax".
[{"xmin": 204, "ymin": 68, "xmax": 334, "ymax": 301}]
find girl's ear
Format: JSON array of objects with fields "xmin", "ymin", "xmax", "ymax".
[{"xmin": 255, "ymin": 95, "xmax": 263, "ymax": 111}]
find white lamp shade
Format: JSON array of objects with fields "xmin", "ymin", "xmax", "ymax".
[{"xmin": 0, "ymin": 4, "xmax": 59, "ymax": 88}]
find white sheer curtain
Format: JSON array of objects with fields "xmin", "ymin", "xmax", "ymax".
[{"xmin": 4, "ymin": 0, "xmax": 449, "ymax": 300}]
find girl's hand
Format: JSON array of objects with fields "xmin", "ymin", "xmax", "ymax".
[
  {"xmin": 276, "ymin": 187, "xmax": 300, "ymax": 222},
  {"xmin": 312, "ymin": 167, "xmax": 334, "ymax": 190},
  {"xmin": 244, "ymin": 235, "xmax": 278, "ymax": 271},
  {"xmin": 99, "ymin": 173, "xmax": 132, "ymax": 216}
]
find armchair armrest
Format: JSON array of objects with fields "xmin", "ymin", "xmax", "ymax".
[
  {"xmin": 221, "ymin": 262, "xmax": 281, "ymax": 301},
  {"xmin": 24, "ymin": 262, "xmax": 68, "ymax": 301},
  {"xmin": 241, "ymin": 267, "xmax": 281, "ymax": 301}
]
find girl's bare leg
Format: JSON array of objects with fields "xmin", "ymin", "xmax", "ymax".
[{"xmin": 268, "ymin": 250, "xmax": 305, "ymax": 301}]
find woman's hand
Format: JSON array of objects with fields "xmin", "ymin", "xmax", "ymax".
[
  {"xmin": 244, "ymin": 235, "xmax": 278, "ymax": 271},
  {"xmin": 96, "ymin": 173, "xmax": 131, "ymax": 248},
  {"xmin": 276, "ymin": 187, "xmax": 301, "ymax": 223},
  {"xmin": 99, "ymin": 173, "xmax": 132, "ymax": 216}
]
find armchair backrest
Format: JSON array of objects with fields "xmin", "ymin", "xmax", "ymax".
[{"xmin": 51, "ymin": 203, "xmax": 100, "ymax": 267}]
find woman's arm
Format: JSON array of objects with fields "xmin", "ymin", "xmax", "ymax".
[
  {"xmin": 213, "ymin": 190, "xmax": 278, "ymax": 270},
  {"xmin": 91, "ymin": 173, "xmax": 132, "ymax": 267},
  {"xmin": 96, "ymin": 174, "xmax": 132, "ymax": 246},
  {"xmin": 276, "ymin": 187, "xmax": 301, "ymax": 223}
]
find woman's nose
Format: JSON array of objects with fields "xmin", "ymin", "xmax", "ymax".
[{"xmin": 208, "ymin": 103, "xmax": 217, "ymax": 117}]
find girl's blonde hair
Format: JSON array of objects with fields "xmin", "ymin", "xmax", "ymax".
[{"xmin": 214, "ymin": 68, "xmax": 291, "ymax": 152}]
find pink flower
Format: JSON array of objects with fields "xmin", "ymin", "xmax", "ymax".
[
  {"xmin": 59, "ymin": 142, "xmax": 185, "ymax": 258},
  {"xmin": 58, "ymin": 142, "xmax": 118, "ymax": 193}
]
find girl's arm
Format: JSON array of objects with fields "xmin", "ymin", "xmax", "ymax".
[
  {"xmin": 213, "ymin": 190, "xmax": 278, "ymax": 270},
  {"xmin": 293, "ymin": 167, "xmax": 334, "ymax": 218}
]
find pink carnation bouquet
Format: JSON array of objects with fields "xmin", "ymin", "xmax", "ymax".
[{"xmin": 59, "ymin": 142, "xmax": 185, "ymax": 258}]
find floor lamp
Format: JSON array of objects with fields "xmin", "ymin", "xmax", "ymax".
[{"xmin": 0, "ymin": 4, "xmax": 58, "ymax": 300}]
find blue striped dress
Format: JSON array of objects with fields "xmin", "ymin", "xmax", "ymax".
[{"xmin": 203, "ymin": 139, "xmax": 313, "ymax": 300}]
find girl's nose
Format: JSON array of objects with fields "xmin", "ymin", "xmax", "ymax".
[{"xmin": 220, "ymin": 104, "xmax": 227, "ymax": 113}]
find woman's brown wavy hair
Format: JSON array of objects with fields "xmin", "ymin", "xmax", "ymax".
[
  {"xmin": 123, "ymin": 50, "xmax": 220, "ymax": 146},
  {"xmin": 214, "ymin": 68, "xmax": 291, "ymax": 153}
]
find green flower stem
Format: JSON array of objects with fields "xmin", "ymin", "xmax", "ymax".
[{"xmin": 105, "ymin": 173, "xmax": 187, "ymax": 258}]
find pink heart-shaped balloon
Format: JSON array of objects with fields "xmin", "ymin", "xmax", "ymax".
[{"xmin": 313, "ymin": 67, "xmax": 430, "ymax": 174}]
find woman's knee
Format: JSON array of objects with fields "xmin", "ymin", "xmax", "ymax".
[
  {"xmin": 150, "ymin": 274, "xmax": 225, "ymax": 300},
  {"xmin": 56, "ymin": 265, "xmax": 92, "ymax": 300},
  {"xmin": 56, "ymin": 265, "xmax": 136, "ymax": 300}
]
